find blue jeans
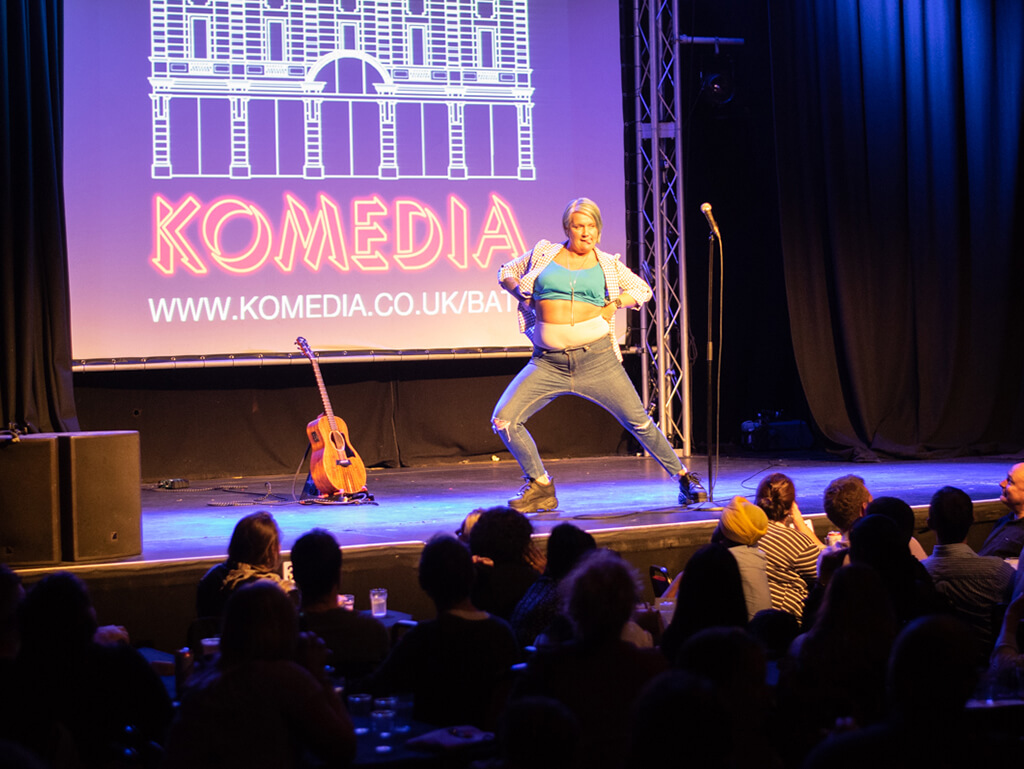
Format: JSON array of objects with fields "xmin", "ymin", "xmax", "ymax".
[{"xmin": 491, "ymin": 335, "xmax": 683, "ymax": 480}]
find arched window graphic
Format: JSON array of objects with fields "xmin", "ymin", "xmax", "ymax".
[
  {"xmin": 308, "ymin": 53, "xmax": 389, "ymax": 178},
  {"xmin": 311, "ymin": 53, "xmax": 388, "ymax": 96}
]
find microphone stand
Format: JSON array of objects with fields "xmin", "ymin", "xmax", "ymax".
[{"xmin": 704, "ymin": 226, "xmax": 722, "ymax": 506}]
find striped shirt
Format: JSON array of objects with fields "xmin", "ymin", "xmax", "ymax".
[
  {"xmin": 497, "ymin": 240, "xmax": 653, "ymax": 362},
  {"xmin": 923, "ymin": 543, "xmax": 1015, "ymax": 652},
  {"xmin": 758, "ymin": 521, "xmax": 821, "ymax": 619}
]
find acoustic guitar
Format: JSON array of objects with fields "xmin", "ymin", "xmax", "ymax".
[{"xmin": 295, "ymin": 337, "xmax": 367, "ymax": 495}]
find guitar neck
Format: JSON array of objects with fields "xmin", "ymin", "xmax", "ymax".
[{"xmin": 309, "ymin": 358, "xmax": 338, "ymax": 431}]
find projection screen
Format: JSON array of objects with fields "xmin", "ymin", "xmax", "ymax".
[{"xmin": 64, "ymin": 0, "xmax": 627, "ymax": 368}]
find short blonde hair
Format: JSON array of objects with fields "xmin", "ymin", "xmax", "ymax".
[{"xmin": 562, "ymin": 197, "xmax": 603, "ymax": 242}]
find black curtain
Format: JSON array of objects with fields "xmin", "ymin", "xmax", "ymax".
[
  {"xmin": 1, "ymin": 0, "xmax": 79, "ymax": 433},
  {"xmin": 769, "ymin": 0, "xmax": 1024, "ymax": 459}
]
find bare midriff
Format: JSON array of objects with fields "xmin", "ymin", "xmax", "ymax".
[{"xmin": 534, "ymin": 297, "xmax": 604, "ymax": 325}]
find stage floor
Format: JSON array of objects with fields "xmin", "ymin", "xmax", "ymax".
[{"xmin": 138, "ymin": 452, "xmax": 1017, "ymax": 563}]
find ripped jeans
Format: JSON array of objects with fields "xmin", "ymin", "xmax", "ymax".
[{"xmin": 491, "ymin": 335, "xmax": 683, "ymax": 481}]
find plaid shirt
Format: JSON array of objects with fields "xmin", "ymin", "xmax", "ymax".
[{"xmin": 497, "ymin": 240, "xmax": 652, "ymax": 362}]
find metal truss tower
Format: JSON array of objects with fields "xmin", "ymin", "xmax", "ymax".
[{"xmin": 631, "ymin": 0, "xmax": 693, "ymax": 457}]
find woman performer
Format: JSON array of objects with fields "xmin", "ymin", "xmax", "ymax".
[{"xmin": 491, "ymin": 197, "xmax": 706, "ymax": 513}]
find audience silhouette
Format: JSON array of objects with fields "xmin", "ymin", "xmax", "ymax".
[
  {"xmin": 754, "ymin": 473, "xmax": 823, "ymax": 622},
  {"xmin": 164, "ymin": 579, "xmax": 356, "ymax": 769},
  {"xmin": 977, "ymin": 462, "xmax": 1024, "ymax": 559},
  {"xmin": 509, "ymin": 522, "xmax": 596, "ymax": 648},
  {"xmin": 511, "ymin": 548, "xmax": 667, "ymax": 769},
  {"xmin": 847, "ymin": 514, "xmax": 947, "ymax": 627},
  {"xmin": 3, "ymin": 572, "xmax": 173, "ymax": 768},
  {"xmin": 364, "ymin": 534, "xmax": 521, "ymax": 730},
  {"xmin": 817, "ymin": 474, "xmax": 872, "ymax": 584},
  {"xmin": 196, "ymin": 510, "xmax": 293, "ymax": 620},
  {"xmin": 865, "ymin": 495, "xmax": 928, "ymax": 560},
  {"xmin": 676, "ymin": 626, "xmax": 782, "ymax": 768},
  {"xmin": 5, "ymin": 471, "xmax": 1021, "ymax": 769},
  {"xmin": 468, "ymin": 506, "xmax": 543, "ymax": 620},
  {"xmin": 488, "ymin": 695, "xmax": 581, "ymax": 769},
  {"xmin": 779, "ymin": 563, "xmax": 897, "ymax": 760},
  {"xmin": 290, "ymin": 527, "xmax": 390, "ymax": 680},
  {"xmin": 803, "ymin": 614, "xmax": 995, "ymax": 768},
  {"xmin": 626, "ymin": 669, "xmax": 730, "ymax": 769},
  {"xmin": 659, "ymin": 542, "xmax": 748, "ymax": 664},
  {"xmin": 710, "ymin": 495, "xmax": 774, "ymax": 620},
  {"xmin": 0, "ymin": 564, "xmax": 23, "ymax": 663},
  {"xmin": 988, "ymin": 588, "xmax": 1024, "ymax": 691},
  {"xmin": 923, "ymin": 486, "xmax": 1015, "ymax": 664}
]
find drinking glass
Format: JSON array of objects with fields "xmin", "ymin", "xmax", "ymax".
[{"xmin": 370, "ymin": 588, "xmax": 388, "ymax": 617}]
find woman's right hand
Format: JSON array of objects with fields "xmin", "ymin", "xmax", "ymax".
[
  {"xmin": 790, "ymin": 501, "xmax": 825, "ymax": 548},
  {"xmin": 501, "ymin": 277, "xmax": 531, "ymax": 308},
  {"xmin": 790, "ymin": 501, "xmax": 804, "ymax": 524}
]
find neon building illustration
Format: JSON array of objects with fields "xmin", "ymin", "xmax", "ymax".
[{"xmin": 149, "ymin": 0, "xmax": 535, "ymax": 180}]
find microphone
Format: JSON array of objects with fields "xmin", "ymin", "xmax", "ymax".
[{"xmin": 700, "ymin": 202, "xmax": 720, "ymax": 238}]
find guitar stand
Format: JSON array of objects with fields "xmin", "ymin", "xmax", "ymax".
[
  {"xmin": 295, "ymin": 451, "xmax": 376, "ymax": 506},
  {"xmin": 299, "ymin": 488, "xmax": 377, "ymax": 506}
]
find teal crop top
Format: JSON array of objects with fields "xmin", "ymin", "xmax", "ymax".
[{"xmin": 533, "ymin": 262, "xmax": 607, "ymax": 307}]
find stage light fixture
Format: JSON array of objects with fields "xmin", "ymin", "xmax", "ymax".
[{"xmin": 700, "ymin": 60, "xmax": 735, "ymax": 105}]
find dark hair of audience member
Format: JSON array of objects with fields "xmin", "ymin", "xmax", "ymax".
[
  {"xmin": 848, "ymin": 514, "xmax": 906, "ymax": 571},
  {"xmin": 418, "ymin": 534, "xmax": 476, "ymax": 611},
  {"xmin": 544, "ymin": 523, "xmax": 596, "ymax": 580},
  {"xmin": 218, "ymin": 580, "xmax": 299, "ymax": 667},
  {"xmin": 227, "ymin": 510, "xmax": 282, "ymax": 570},
  {"xmin": 676, "ymin": 627, "xmax": 779, "ymax": 767},
  {"xmin": 865, "ymin": 495, "xmax": 916, "ymax": 545},
  {"xmin": 17, "ymin": 572, "xmax": 97, "ymax": 661},
  {"xmin": 786, "ymin": 562, "xmax": 897, "ymax": 731},
  {"xmin": 469, "ymin": 506, "xmax": 535, "ymax": 565},
  {"xmin": 468, "ymin": 508, "xmax": 543, "ymax": 620},
  {"xmin": 747, "ymin": 608, "xmax": 800, "ymax": 660},
  {"xmin": 802, "ymin": 562, "xmax": 897, "ymax": 651},
  {"xmin": 559, "ymin": 548, "xmax": 639, "ymax": 645},
  {"xmin": 677, "ymin": 626, "xmax": 767, "ymax": 699},
  {"xmin": 755, "ymin": 472, "xmax": 796, "ymax": 522},
  {"xmin": 290, "ymin": 528, "xmax": 341, "ymax": 603},
  {"xmin": 823, "ymin": 474, "xmax": 871, "ymax": 531},
  {"xmin": 799, "ymin": 614, "xmax": 981, "ymax": 769},
  {"xmin": 848, "ymin": 514, "xmax": 945, "ymax": 625},
  {"xmin": 13, "ymin": 572, "xmax": 175, "ymax": 766},
  {"xmin": 659, "ymin": 543, "xmax": 747, "ymax": 664},
  {"xmin": 887, "ymin": 614, "xmax": 977, "ymax": 726},
  {"xmin": 0, "ymin": 565, "xmax": 24, "ymax": 660},
  {"xmin": 166, "ymin": 577, "xmax": 355, "ymax": 769},
  {"xmin": 497, "ymin": 696, "xmax": 580, "ymax": 769},
  {"xmin": 927, "ymin": 486, "xmax": 974, "ymax": 544},
  {"xmin": 627, "ymin": 670, "xmax": 730, "ymax": 769},
  {"xmin": 0, "ymin": 739, "xmax": 46, "ymax": 769},
  {"xmin": 507, "ymin": 524, "xmax": 596, "ymax": 648}
]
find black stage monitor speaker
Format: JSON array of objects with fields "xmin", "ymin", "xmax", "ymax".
[
  {"xmin": 59, "ymin": 431, "xmax": 142, "ymax": 562},
  {"xmin": 0, "ymin": 434, "xmax": 62, "ymax": 565}
]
